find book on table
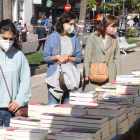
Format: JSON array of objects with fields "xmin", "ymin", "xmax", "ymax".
[
  {"xmin": 10, "ymin": 117, "xmax": 40, "ymax": 126},
  {"xmin": 28, "ymin": 102, "xmax": 58, "ymax": 112},
  {"xmin": 61, "ymin": 127, "xmax": 101, "ymax": 138},
  {"xmin": 110, "ymin": 124, "xmax": 116, "ymax": 134},
  {"xmin": 116, "ymin": 119, "xmax": 128, "ymax": 128},
  {"xmin": 0, "ymin": 127, "xmax": 48, "ymax": 137},
  {"xmin": 88, "ymin": 106, "xmax": 125, "ymax": 116},
  {"xmin": 0, "ymin": 135, "xmax": 7, "ymax": 140},
  {"xmin": 47, "ymin": 131, "xmax": 92, "ymax": 140},
  {"xmin": 10, "ymin": 123, "xmax": 40, "ymax": 129},
  {"xmin": 70, "ymin": 96, "xmax": 98, "ymax": 102},
  {"xmin": 69, "ymin": 100, "xmax": 99, "ymax": 106},
  {"xmin": 56, "ymin": 104, "xmax": 88, "ymax": 115},
  {"xmin": 70, "ymin": 91, "xmax": 97, "ymax": 98},
  {"xmin": 116, "ymin": 125, "xmax": 129, "ymax": 134}
]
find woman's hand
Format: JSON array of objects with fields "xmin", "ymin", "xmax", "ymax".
[
  {"xmin": 8, "ymin": 102, "xmax": 19, "ymax": 113},
  {"xmin": 57, "ymin": 55, "xmax": 68, "ymax": 64},
  {"xmin": 85, "ymin": 76, "xmax": 89, "ymax": 81}
]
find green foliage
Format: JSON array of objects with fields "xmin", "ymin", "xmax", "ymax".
[
  {"xmin": 127, "ymin": 29, "xmax": 139, "ymax": 37},
  {"xmin": 87, "ymin": 0, "xmax": 96, "ymax": 9},
  {"xmin": 126, "ymin": 39, "xmax": 140, "ymax": 44},
  {"xmin": 100, "ymin": 1, "xmax": 119, "ymax": 12}
]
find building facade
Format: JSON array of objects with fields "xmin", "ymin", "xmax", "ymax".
[{"xmin": 12, "ymin": 0, "xmax": 32, "ymax": 25}]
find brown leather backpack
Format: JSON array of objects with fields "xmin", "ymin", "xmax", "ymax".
[{"xmin": 89, "ymin": 39, "xmax": 114, "ymax": 83}]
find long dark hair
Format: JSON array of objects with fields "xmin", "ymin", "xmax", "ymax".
[
  {"xmin": 56, "ymin": 12, "xmax": 76, "ymax": 34},
  {"xmin": 0, "ymin": 19, "xmax": 21, "ymax": 50},
  {"xmin": 95, "ymin": 15, "xmax": 119, "ymax": 38}
]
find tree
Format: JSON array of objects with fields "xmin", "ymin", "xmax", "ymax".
[
  {"xmin": 3, "ymin": 0, "xmax": 12, "ymax": 19},
  {"xmin": 87, "ymin": 0, "xmax": 96, "ymax": 9},
  {"xmin": 78, "ymin": 0, "xmax": 88, "ymax": 45}
]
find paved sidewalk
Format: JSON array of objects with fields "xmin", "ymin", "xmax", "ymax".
[{"xmin": 30, "ymin": 42, "xmax": 140, "ymax": 103}]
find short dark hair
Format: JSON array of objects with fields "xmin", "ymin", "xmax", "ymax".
[
  {"xmin": 56, "ymin": 12, "xmax": 76, "ymax": 34},
  {"xmin": 0, "ymin": 19, "xmax": 21, "ymax": 50},
  {"xmin": 95, "ymin": 15, "xmax": 119, "ymax": 38}
]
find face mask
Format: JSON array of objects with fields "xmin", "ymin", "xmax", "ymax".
[
  {"xmin": 64, "ymin": 24, "xmax": 74, "ymax": 34},
  {"xmin": 107, "ymin": 27, "xmax": 117, "ymax": 35},
  {"xmin": 0, "ymin": 40, "xmax": 14, "ymax": 52}
]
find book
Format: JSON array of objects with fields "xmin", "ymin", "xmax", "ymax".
[
  {"xmin": 70, "ymin": 96, "xmax": 98, "ymax": 102},
  {"xmin": 110, "ymin": 124, "xmax": 116, "ymax": 134},
  {"xmin": 0, "ymin": 127, "xmax": 48, "ymax": 137},
  {"xmin": 47, "ymin": 131, "xmax": 91, "ymax": 140},
  {"xmin": 10, "ymin": 123, "xmax": 40, "ymax": 129},
  {"xmin": 70, "ymin": 91, "xmax": 97, "ymax": 98},
  {"xmin": 28, "ymin": 102, "xmax": 58, "ymax": 112},
  {"xmin": 70, "ymin": 100, "xmax": 99, "ymax": 106},
  {"xmin": 6, "ymin": 135, "xmax": 47, "ymax": 140},
  {"xmin": 116, "ymin": 75, "xmax": 134, "ymax": 82},
  {"xmin": 10, "ymin": 117, "xmax": 40, "ymax": 126},
  {"xmin": 61, "ymin": 127, "xmax": 101, "ymax": 138},
  {"xmin": 40, "ymin": 113, "xmax": 70, "ymax": 121},
  {"xmin": 132, "ymin": 70, "xmax": 140, "ymax": 75},
  {"xmin": 56, "ymin": 104, "xmax": 88, "ymax": 115},
  {"xmin": 116, "ymin": 119, "xmax": 128, "ymax": 128},
  {"xmin": 116, "ymin": 125, "xmax": 129, "ymax": 134},
  {"xmin": 0, "ymin": 135, "xmax": 7, "ymax": 140},
  {"xmin": 88, "ymin": 106, "xmax": 125, "ymax": 116},
  {"xmin": 102, "ymin": 83, "xmax": 117, "ymax": 89},
  {"xmin": 95, "ymin": 87, "xmax": 116, "ymax": 92},
  {"xmin": 69, "ymin": 114, "xmax": 108, "ymax": 124},
  {"xmin": 109, "ymin": 131, "xmax": 116, "ymax": 140},
  {"xmin": 116, "ymin": 113, "xmax": 127, "ymax": 122},
  {"xmin": 125, "ymin": 111, "xmax": 134, "ymax": 117}
]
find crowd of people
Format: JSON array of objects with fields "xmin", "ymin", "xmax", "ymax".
[
  {"xmin": 127, "ymin": 15, "xmax": 139, "ymax": 28},
  {"xmin": 0, "ymin": 12, "xmax": 121, "ymax": 126}
]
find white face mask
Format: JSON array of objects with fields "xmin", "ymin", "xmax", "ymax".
[
  {"xmin": 0, "ymin": 40, "xmax": 14, "ymax": 52},
  {"xmin": 64, "ymin": 24, "xmax": 74, "ymax": 34}
]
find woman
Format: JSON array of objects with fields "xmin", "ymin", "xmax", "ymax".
[
  {"xmin": 0, "ymin": 19, "xmax": 31, "ymax": 126},
  {"xmin": 37, "ymin": 16, "xmax": 43, "ymax": 26},
  {"xmin": 44, "ymin": 12, "xmax": 82, "ymax": 104},
  {"xmin": 83, "ymin": 15, "xmax": 121, "ymax": 91}
]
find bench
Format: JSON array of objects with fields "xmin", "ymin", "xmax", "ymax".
[{"xmin": 117, "ymin": 37, "xmax": 137, "ymax": 55}]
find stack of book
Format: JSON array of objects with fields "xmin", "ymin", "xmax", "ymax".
[
  {"xmin": 69, "ymin": 91, "xmax": 98, "ymax": 106},
  {"xmin": 87, "ymin": 106, "xmax": 129, "ymax": 135},
  {"xmin": 132, "ymin": 70, "xmax": 140, "ymax": 75},
  {"xmin": 134, "ymin": 96, "xmax": 140, "ymax": 104},
  {"xmin": 61, "ymin": 127, "xmax": 101, "ymax": 140},
  {"xmin": 116, "ymin": 83, "xmax": 139, "ymax": 96},
  {"xmin": 0, "ymin": 127, "xmax": 48, "ymax": 140},
  {"xmin": 47, "ymin": 131, "xmax": 92, "ymax": 140},
  {"xmin": 40, "ymin": 113, "xmax": 109, "ymax": 139},
  {"xmin": 125, "ymin": 111, "xmax": 135, "ymax": 128},
  {"xmin": 10, "ymin": 117, "xmax": 41, "ymax": 129},
  {"xmin": 131, "ymin": 76, "xmax": 140, "ymax": 84},
  {"xmin": 28, "ymin": 102, "xmax": 58, "ymax": 118}
]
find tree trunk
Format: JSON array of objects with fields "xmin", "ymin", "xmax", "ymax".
[
  {"xmin": 3, "ymin": 0, "xmax": 12, "ymax": 20},
  {"xmin": 78, "ymin": 0, "xmax": 88, "ymax": 46},
  {"xmin": 0, "ymin": 0, "xmax": 3, "ymax": 21}
]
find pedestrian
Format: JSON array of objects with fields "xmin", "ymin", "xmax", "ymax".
[
  {"xmin": 19, "ymin": 17, "xmax": 24, "ymax": 28},
  {"xmin": 0, "ymin": 19, "xmax": 32, "ymax": 126},
  {"xmin": 30, "ymin": 15, "xmax": 37, "ymax": 34},
  {"xmin": 14, "ymin": 21, "xmax": 19, "ymax": 40},
  {"xmin": 37, "ymin": 16, "xmax": 43, "ymax": 26},
  {"xmin": 54, "ymin": 15, "xmax": 59, "ymax": 31},
  {"xmin": 48, "ymin": 15, "xmax": 53, "ymax": 35},
  {"xmin": 83, "ymin": 15, "xmax": 121, "ymax": 91},
  {"xmin": 133, "ymin": 16, "xmax": 139, "ymax": 29},
  {"xmin": 36, "ymin": 22, "xmax": 47, "ymax": 51},
  {"xmin": 44, "ymin": 12, "xmax": 82, "ymax": 104},
  {"xmin": 43, "ymin": 16, "xmax": 48, "ymax": 26}
]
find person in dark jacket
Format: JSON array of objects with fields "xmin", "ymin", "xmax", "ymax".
[
  {"xmin": 133, "ymin": 16, "xmax": 139, "ymax": 29},
  {"xmin": 30, "ymin": 15, "xmax": 37, "ymax": 34},
  {"xmin": 36, "ymin": 22, "xmax": 47, "ymax": 51}
]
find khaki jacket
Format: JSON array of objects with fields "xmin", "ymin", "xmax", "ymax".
[{"xmin": 83, "ymin": 32, "xmax": 121, "ymax": 91}]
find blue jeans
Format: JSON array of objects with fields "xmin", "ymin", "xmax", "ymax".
[
  {"xmin": 0, "ymin": 109, "xmax": 15, "ymax": 127},
  {"xmin": 47, "ymin": 85, "xmax": 69, "ymax": 104}
]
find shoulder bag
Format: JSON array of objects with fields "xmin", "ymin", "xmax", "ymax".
[
  {"xmin": 89, "ymin": 39, "xmax": 114, "ymax": 83},
  {"xmin": 0, "ymin": 65, "xmax": 28, "ymax": 117},
  {"xmin": 54, "ymin": 38, "xmax": 82, "ymax": 91}
]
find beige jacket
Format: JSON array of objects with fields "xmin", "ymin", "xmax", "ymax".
[{"xmin": 83, "ymin": 32, "xmax": 121, "ymax": 91}]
